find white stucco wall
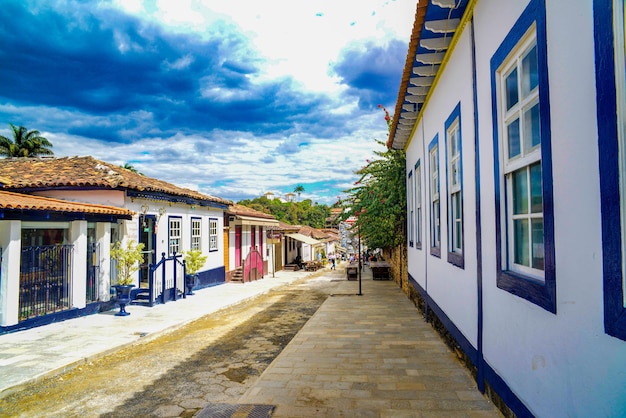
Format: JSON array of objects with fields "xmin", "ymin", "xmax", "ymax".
[
  {"xmin": 406, "ymin": 25, "xmax": 479, "ymax": 348},
  {"xmin": 405, "ymin": 0, "xmax": 626, "ymax": 416},
  {"xmin": 475, "ymin": 1, "xmax": 626, "ymax": 416}
]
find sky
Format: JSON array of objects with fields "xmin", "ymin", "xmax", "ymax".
[{"xmin": 0, "ymin": 0, "xmax": 416, "ymax": 205}]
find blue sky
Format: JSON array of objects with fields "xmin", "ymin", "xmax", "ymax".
[{"xmin": 0, "ymin": 0, "xmax": 415, "ymax": 205}]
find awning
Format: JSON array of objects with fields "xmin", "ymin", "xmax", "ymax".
[
  {"xmin": 236, "ymin": 215, "xmax": 279, "ymax": 227},
  {"xmin": 285, "ymin": 233, "xmax": 321, "ymax": 246}
]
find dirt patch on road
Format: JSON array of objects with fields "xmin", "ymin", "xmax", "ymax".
[{"xmin": 0, "ymin": 280, "xmax": 331, "ymax": 417}]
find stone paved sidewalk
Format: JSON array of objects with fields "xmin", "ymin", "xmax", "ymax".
[{"xmin": 237, "ymin": 274, "xmax": 502, "ymax": 417}]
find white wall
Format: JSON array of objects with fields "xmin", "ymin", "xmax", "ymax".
[
  {"xmin": 406, "ymin": 25, "xmax": 479, "ymax": 348},
  {"xmin": 405, "ymin": 0, "xmax": 626, "ymax": 416}
]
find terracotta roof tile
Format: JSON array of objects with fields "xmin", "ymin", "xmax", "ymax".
[
  {"xmin": 228, "ymin": 203, "xmax": 277, "ymax": 220},
  {"xmin": 0, "ymin": 190, "xmax": 134, "ymax": 216},
  {"xmin": 298, "ymin": 225, "xmax": 330, "ymax": 240},
  {"xmin": 276, "ymin": 221, "xmax": 301, "ymax": 231},
  {"xmin": 0, "ymin": 156, "xmax": 231, "ymax": 206}
]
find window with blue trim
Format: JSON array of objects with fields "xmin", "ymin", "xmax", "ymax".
[
  {"xmin": 446, "ymin": 103, "xmax": 464, "ymax": 268},
  {"xmin": 597, "ymin": 0, "xmax": 626, "ymax": 341},
  {"xmin": 491, "ymin": 0, "xmax": 556, "ymax": 313},
  {"xmin": 415, "ymin": 160, "xmax": 423, "ymax": 249},
  {"xmin": 169, "ymin": 216, "xmax": 182, "ymax": 255},
  {"xmin": 191, "ymin": 217, "xmax": 201, "ymax": 250},
  {"xmin": 209, "ymin": 218, "xmax": 218, "ymax": 252},
  {"xmin": 429, "ymin": 136, "xmax": 441, "ymax": 257},
  {"xmin": 408, "ymin": 170, "xmax": 414, "ymax": 247}
]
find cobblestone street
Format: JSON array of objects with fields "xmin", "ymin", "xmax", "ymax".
[{"xmin": 0, "ymin": 271, "xmax": 343, "ymax": 417}]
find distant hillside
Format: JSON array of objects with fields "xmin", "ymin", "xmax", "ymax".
[{"xmin": 237, "ymin": 196, "xmax": 331, "ymax": 229}]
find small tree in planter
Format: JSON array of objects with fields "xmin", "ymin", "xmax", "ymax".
[
  {"xmin": 183, "ymin": 249, "xmax": 207, "ymax": 295},
  {"xmin": 110, "ymin": 240, "xmax": 144, "ymax": 316}
]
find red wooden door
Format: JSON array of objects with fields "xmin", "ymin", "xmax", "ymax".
[{"xmin": 235, "ymin": 226, "xmax": 242, "ymax": 268}]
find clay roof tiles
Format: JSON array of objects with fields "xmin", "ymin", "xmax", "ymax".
[
  {"xmin": 0, "ymin": 190, "xmax": 134, "ymax": 216},
  {"xmin": 227, "ymin": 203, "xmax": 277, "ymax": 220},
  {"xmin": 0, "ymin": 156, "xmax": 231, "ymax": 206}
]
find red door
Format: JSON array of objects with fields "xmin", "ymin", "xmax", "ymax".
[{"xmin": 235, "ymin": 226, "xmax": 242, "ymax": 268}]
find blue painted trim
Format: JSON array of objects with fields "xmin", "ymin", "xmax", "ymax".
[
  {"xmin": 209, "ymin": 217, "xmax": 219, "ymax": 252},
  {"xmin": 470, "ymin": 16, "xmax": 486, "ymax": 394},
  {"xmin": 408, "ymin": 169, "xmax": 414, "ymax": 248},
  {"xmin": 595, "ymin": 0, "xmax": 626, "ymax": 341},
  {"xmin": 190, "ymin": 216, "xmax": 201, "ymax": 249},
  {"xmin": 408, "ymin": 274, "xmax": 477, "ymax": 365},
  {"xmin": 126, "ymin": 190, "xmax": 229, "ymax": 210},
  {"xmin": 196, "ymin": 265, "xmax": 226, "ymax": 289},
  {"xmin": 483, "ymin": 363, "xmax": 535, "ymax": 417},
  {"xmin": 490, "ymin": 0, "xmax": 556, "ymax": 314},
  {"xmin": 444, "ymin": 102, "xmax": 465, "ymax": 269},
  {"xmin": 428, "ymin": 134, "xmax": 441, "ymax": 258},
  {"xmin": 408, "ymin": 274, "xmax": 532, "ymax": 417},
  {"xmin": 415, "ymin": 159, "xmax": 423, "ymax": 250},
  {"xmin": 0, "ymin": 303, "xmax": 101, "ymax": 335},
  {"xmin": 168, "ymin": 215, "xmax": 183, "ymax": 255}
]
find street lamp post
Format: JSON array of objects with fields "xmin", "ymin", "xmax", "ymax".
[
  {"xmin": 357, "ymin": 222, "xmax": 362, "ymax": 296},
  {"xmin": 353, "ymin": 198, "xmax": 362, "ymax": 296}
]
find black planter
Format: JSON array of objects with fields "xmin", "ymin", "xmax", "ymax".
[
  {"xmin": 115, "ymin": 285, "xmax": 135, "ymax": 316},
  {"xmin": 185, "ymin": 274, "xmax": 198, "ymax": 295}
]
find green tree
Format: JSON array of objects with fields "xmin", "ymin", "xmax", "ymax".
[
  {"xmin": 121, "ymin": 163, "xmax": 143, "ymax": 175},
  {"xmin": 342, "ymin": 105, "xmax": 406, "ymax": 250},
  {"xmin": 237, "ymin": 195, "xmax": 330, "ymax": 228},
  {"xmin": 0, "ymin": 124, "xmax": 54, "ymax": 157}
]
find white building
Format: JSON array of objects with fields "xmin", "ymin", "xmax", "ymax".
[
  {"xmin": 0, "ymin": 156, "xmax": 231, "ymax": 331},
  {"xmin": 389, "ymin": 1, "xmax": 626, "ymax": 416}
]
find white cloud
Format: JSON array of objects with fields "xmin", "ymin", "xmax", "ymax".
[{"xmin": 110, "ymin": 0, "xmax": 416, "ymax": 93}]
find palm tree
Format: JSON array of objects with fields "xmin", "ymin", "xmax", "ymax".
[
  {"xmin": 293, "ymin": 185, "xmax": 305, "ymax": 201},
  {"xmin": 0, "ymin": 124, "xmax": 54, "ymax": 157}
]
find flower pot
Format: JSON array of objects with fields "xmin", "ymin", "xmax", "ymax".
[
  {"xmin": 115, "ymin": 284, "xmax": 135, "ymax": 316},
  {"xmin": 185, "ymin": 274, "xmax": 198, "ymax": 295}
]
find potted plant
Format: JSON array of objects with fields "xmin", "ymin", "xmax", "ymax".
[
  {"xmin": 110, "ymin": 239, "xmax": 145, "ymax": 316},
  {"xmin": 183, "ymin": 249, "xmax": 207, "ymax": 295}
]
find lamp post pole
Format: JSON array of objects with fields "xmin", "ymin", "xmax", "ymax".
[{"xmin": 357, "ymin": 223, "xmax": 362, "ymax": 296}]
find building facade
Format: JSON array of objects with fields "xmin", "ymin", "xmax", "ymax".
[
  {"xmin": 0, "ymin": 156, "xmax": 231, "ymax": 330},
  {"xmin": 389, "ymin": 1, "xmax": 626, "ymax": 416}
]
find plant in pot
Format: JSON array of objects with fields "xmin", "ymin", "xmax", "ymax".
[
  {"xmin": 183, "ymin": 249, "xmax": 207, "ymax": 295},
  {"xmin": 110, "ymin": 239, "xmax": 144, "ymax": 316}
]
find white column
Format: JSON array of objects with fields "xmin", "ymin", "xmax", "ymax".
[
  {"xmin": 97, "ymin": 222, "xmax": 111, "ymax": 302},
  {"xmin": 70, "ymin": 220, "xmax": 87, "ymax": 309},
  {"xmin": 0, "ymin": 220, "xmax": 22, "ymax": 326}
]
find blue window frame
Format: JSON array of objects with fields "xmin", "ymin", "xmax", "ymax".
[
  {"xmin": 209, "ymin": 218, "xmax": 218, "ymax": 252},
  {"xmin": 491, "ymin": 0, "xmax": 556, "ymax": 313},
  {"xmin": 408, "ymin": 170, "xmax": 414, "ymax": 248},
  {"xmin": 191, "ymin": 217, "xmax": 201, "ymax": 250},
  {"xmin": 429, "ymin": 135, "xmax": 441, "ymax": 258},
  {"xmin": 415, "ymin": 160, "xmax": 423, "ymax": 250},
  {"xmin": 445, "ymin": 102, "xmax": 464, "ymax": 269},
  {"xmin": 596, "ymin": 0, "xmax": 626, "ymax": 340},
  {"xmin": 168, "ymin": 216, "xmax": 182, "ymax": 255}
]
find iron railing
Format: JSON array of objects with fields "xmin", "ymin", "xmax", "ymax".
[
  {"xmin": 86, "ymin": 242, "xmax": 100, "ymax": 303},
  {"xmin": 146, "ymin": 252, "xmax": 186, "ymax": 306},
  {"xmin": 19, "ymin": 245, "xmax": 73, "ymax": 321}
]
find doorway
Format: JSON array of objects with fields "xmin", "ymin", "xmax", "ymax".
[{"xmin": 139, "ymin": 215, "xmax": 156, "ymax": 287}]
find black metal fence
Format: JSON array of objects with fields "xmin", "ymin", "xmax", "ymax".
[
  {"xmin": 20, "ymin": 245, "xmax": 73, "ymax": 321},
  {"xmin": 86, "ymin": 242, "xmax": 100, "ymax": 303}
]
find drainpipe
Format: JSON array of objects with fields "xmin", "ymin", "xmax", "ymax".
[{"xmin": 470, "ymin": 16, "xmax": 485, "ymax": 394}]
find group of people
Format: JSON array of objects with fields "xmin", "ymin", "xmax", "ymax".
[{"xmin": 348, "ymin": 251, "xmax": 377, "ymax": 265}]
